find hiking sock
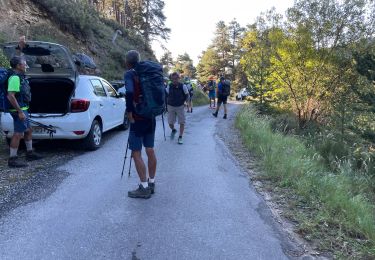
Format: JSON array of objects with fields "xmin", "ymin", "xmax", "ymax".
[
  {"xmin": 141, "ymin": 182, "xmax": 149, "ymax": 188},
  {"xmin": 10, "ymin": 148, "xmax": 18, "ymax": 157},
  {"xmin": 149, "ymin": 178, "xmax": 155, "ymax": 183},
  {"xmin": 25, "ymin": 140, "xmax": 33, "ymax": 151}
]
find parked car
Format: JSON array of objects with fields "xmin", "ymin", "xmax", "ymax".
[
  {"xmin": 236, "ymin": 88, "xmax": 250, "ymax": 100},
  {"xmin": 0, "ymin": 41, "xmax": 129, "ymax": 150}
]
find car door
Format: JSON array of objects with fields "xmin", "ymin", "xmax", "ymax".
[
  {"xmin": 101, "ymin": 80, "xmax": 125, "ymax": 128},
  {"xmin": 89, "ymin": 79, "xmax": 112, "ymax": 131}
]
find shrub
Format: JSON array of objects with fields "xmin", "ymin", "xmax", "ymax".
[{"xmin": 236, "ymin": 105, "xmax": 375, "ymax": 256}]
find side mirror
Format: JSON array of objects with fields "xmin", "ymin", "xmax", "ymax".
[{"xmin": 117, "ymin": 92, "xmax": 125, "ymax": 98}]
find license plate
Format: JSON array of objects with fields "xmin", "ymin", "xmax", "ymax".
[{"xmin": 32, "ymin": 126, "xmax": 47, "ymax": 134}]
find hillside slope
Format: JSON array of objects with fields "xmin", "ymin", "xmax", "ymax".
[{"xmin": 0, "ymin": 0, "xmax": 155, "ymax": 79}]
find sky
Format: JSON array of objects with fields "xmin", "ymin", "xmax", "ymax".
[{"xmin": 152, "ymin": 0, "xmax": 295, "ymax": 65}]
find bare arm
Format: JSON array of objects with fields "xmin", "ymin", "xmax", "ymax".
[{"xmin": 7, "ymin": 92, "xmax": 26, "ymax": 121}]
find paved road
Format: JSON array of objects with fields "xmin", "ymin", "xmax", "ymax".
[{"xmin": 0, "ymin": 103, "xmax": 290, "ymax": 260}]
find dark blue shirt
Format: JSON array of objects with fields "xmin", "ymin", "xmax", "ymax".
[{"xmin": 124, "ymin": 69, "xmax": 136, "ymax": 113}]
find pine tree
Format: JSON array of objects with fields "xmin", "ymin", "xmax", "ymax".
[{"xmin": 128, "ymin": 0, "xmax": 170, "ymax": 46}]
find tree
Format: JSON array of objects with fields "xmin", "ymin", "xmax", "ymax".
[
  {"xmin": 173, "ymin": 53, "xmax": 196, "ymax": 79},
  {"xmin": 228, "ymin": 19, "xmax": 245, "ymax": 81},
  {"xmin": 127, "ymin": 0, "xmax": 170, "ymax": 46},
  {"xmin": 212, "ymin": 21, "xmax": 231, "ymax": 76},
  {"xmin": 240, "ymin": 27, "xmax": 274, "ymax": 105},
  {"xmin": 160, "ymin": 50, "xmax": 174, "ymax": 76},
  {"xmin": 196, "ymin": 48, "xmax": 221, "ymax": 83}
]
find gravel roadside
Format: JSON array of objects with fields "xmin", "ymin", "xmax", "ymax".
[{"xmin": 0, "ymin": 135, "xmax": 81, "ymax": 217}]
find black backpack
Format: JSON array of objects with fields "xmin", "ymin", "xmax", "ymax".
[
  {"xmin": 0, "ymin": 68, "xmax": 12, "ymax": 112},
  {"xmin": 221, "ymin": 81, "xmax": 231, "ymax": 96},
  {"xmin": 133, "ymin": 61, "xmax": 166, "ymax": 118}
]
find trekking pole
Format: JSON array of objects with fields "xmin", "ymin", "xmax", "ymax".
[
  {"xmin": 27, "ymin": 118, "xmax": 56, "ymax": 138},
  {"xmin": 121, "ymin": 140, "xmax": 130, "ymax": 179},
  {"xmin": 161, "ymin": 113, "xmax": 166, "ymax": 141},
  {"xmin": 128, "ymin": 154, "xmax": 132, "ymax": 177}
]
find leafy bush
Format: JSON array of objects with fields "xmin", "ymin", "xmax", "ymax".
[{"xmin": 192, "ymin": 86, "xmax": 209, "ymax": 106}]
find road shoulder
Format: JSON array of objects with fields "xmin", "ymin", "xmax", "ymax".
[{"xmin": 216, "ymin": 102, "xmax": 327, "ymax": 259}]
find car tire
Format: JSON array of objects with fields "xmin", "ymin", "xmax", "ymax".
[
  {"xmin": 83, "ymin": 119, "xmax": 102, "ymax": 150},
  {"xmin": 118, "ymin": 113, "xmax": 129, "ymax": 131}
]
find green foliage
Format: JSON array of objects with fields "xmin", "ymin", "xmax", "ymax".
[
  {"xmin": 236, "ymin": 106, "xmax": 375, "ymax": 257},
  {"xmin": 160, "ymin": 50, "xmax": 173, "ymax": 76},
  {"xmin": 173, "ymin": 53, "xmax": 196, "ymax": 79},
  {"xmin": 23, "ymin": 0, "xmax": 155, "ymax": 80},
  {"xmin": 32, "ymin": 0, "xmax": 101, "ymax": 38},
  {"xmin": 191, "ymin": 86, "xmax": 209, "ymax": 107},
  {"xmin": 196, "ymin": 48, "xmax": 221, "ymax": 83}
]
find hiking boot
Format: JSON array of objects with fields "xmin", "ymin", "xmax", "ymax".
[
  {"xmin": 26, "ymin": 150, "xmax": 43, "ymax": 161},
  {"xmin": 148, "ymin": 181, "xmax": 155, "ymax": 194},
  {"xmin": 212, "ymin": 112, "xmax": 218, "ymax": 117},
  {"xmin": 128, "ymin": 184, "xmax": 152, "ymax": 199},
  {"xmin": 223, "ymin": 114, "xmax": 227, "ymax": 119},
  {"xmin": 8, "ymin": 156, "xmax": 27, "ymax": 168},
  {"xmin": 178, "ymin": 136, "xmax": 183, "ymax": 144},
  {"xmin": 171, "ymin": 129, "xmax": 177, "ymax": 139}
]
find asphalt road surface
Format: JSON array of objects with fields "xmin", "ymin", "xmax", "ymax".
[{"xmin": 0, "ymin": 103, "xmax": 291, "ymax": 260}]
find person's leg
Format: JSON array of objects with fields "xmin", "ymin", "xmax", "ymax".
[
  {"xmin": 213, "ymin": 97, "xmax": 222, "ymax": 117},
  {"xmin": 128, "ymin": 130, "xmax": 151, "ymax": 199},
  {"xmin": 8, "ymin": 113, "xmax": 28, "ymax": 167},
  {"xmin": 132, "ymin": 150, "xmax": 147, "ymax": 182},
  {"xmin": 168, "ymin": 105, "xmax": 176, "ymax": 130},
  {"xmin": 223, "ymin": 97, "xmax": 228, "ymax": 119},
  {"xmin": 145, "ymin": 147, "xmax": 156, "ymax": 194},
  {"xmin": 145, "ymin": 148, "xmax": 156, "ymax": 179},
  {"xmin": 179, "ymin": 124, "xmax": 185, "ymax": 137},
  {"xmin": 143, "ymin": 121, "xmax": 156, "ymax": 180},
  {"xmin": 177, "ymin": 106, "xmax": 186, "ymax": 144},
  {"xmin": 23, "ymin": 113, "xmax": 43, "ymax": 160},
  {"xmin": 9, "ymin": 133, "xmax": 22, "ymax": 156}
]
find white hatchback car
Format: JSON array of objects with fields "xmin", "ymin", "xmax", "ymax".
[{"xmin": 0, "ymin": 41, "xmax": 128, "ymax": 150}]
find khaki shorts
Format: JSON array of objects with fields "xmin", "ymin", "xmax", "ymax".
[{"xmin": 167, "ymin": 105, "xmax": 185, "ymax": 124}]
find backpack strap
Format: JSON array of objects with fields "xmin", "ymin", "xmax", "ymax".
[{"xmin": 131, "ymin": 69, "xmax": 142, "ymax": 104}]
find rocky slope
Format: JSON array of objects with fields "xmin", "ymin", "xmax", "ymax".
[{"xmin": 0, "ymin": 0, "xmax": 154, "ymax": 79}]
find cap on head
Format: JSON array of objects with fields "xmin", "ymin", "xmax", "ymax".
[
  {"xmin": 220, "ymin": 76, "xmax": 225, "ymax": 81},
  {"xmin": 10, "ymin": 56, "xmax": 24, "ymax": 69},
  {"xmin": 125, "ymin": 50, "xmax": 140, "ymax": 67}
]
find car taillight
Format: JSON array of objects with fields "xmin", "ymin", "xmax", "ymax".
[{"xmin": 71, "ymin": 99, "xmax": 90, "ymax": 113}]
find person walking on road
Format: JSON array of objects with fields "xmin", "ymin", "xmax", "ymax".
[
  {"xmin": 166, "ymin": 72, "xmax": 189, "ymax": 144},
  {"xmin": 124, "ymin": 50, "xmax": 157, "ymax": 199},
  {"xmin": 212, "ymin": 76, "xmax": 231, "ymax": 119},
  {"xmin": 7, "ymin": 37, "xmax": 43, "ymax": 168},
  {"xmin": 207, "ymin": 77, "xmax": 216, "ymax": 109},
  {"xmin": 184, "ymin": 77, "xmax": 194, "ymax": 113}
]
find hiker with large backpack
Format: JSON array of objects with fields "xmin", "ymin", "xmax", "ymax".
[
  {"xmin": 212, "ymin": 76, "xmax": 231, "ymax": 119},
  {"xmin": 124, "ymin": 50, "xmax": 165, "ymax": 199}
]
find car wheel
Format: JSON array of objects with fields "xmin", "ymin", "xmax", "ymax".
[
  {"xmin": 83, "ymin": 119, "xmax": 102, "ymax": 150},
  {"xmin": 118, "ymin": 112, "xmax": 129, "ymax": 131}
]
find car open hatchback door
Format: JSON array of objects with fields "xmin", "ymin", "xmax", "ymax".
[{"xmin": 2, "ymin": 41, "xmax": 77, "ymax": 117}]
